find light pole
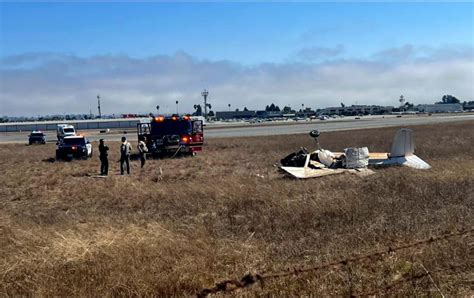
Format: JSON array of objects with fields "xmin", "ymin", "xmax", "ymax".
[
  {"xmin": 228, "ymin": 103, "xmax": 231, "ymax": 111},
  {"xmin": 201, "ymin": 89, "xmax": 209, "ymax": 119},
  {"xmin": 97, "ymin": 95, "xmax": 102, "ymax": 119},
  {"xmin": 156, "ymin": 105, "xmax": 160, "ymax": 114},
  {"xmin": 176, "ymin": 100, "xmax": 179, "ymax": 115}
]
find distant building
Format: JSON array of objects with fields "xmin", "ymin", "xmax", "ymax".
[
  {"xmin": 263, "ymin": 111, "xmax": 284, "ymax": 118},
  {"xmin": 215, "ymin": 110, "xmax": 257, "ymax": 120},
  {"xmin": 296, "ymin": 108, "xmax": 317, "ymax": 117},
  {"xmin": 256, "ymin": 110, "xmax": 269, "ymax": 118},
  {"xmin": 320, "ymin": 105, "xmax": 394, "ymax": 116},
  {"xmin": 463, "ymin": 102, "xmax": 474, "ymax": 111},
  {"xmin": 417, "ymin": 104, "xmax": 463, "ymax": 113}
]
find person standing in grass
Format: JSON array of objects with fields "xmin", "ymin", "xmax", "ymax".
[
  {"xmin": 98, "ymin": 139, "xmax": 109, "ymax": 176},
  {"xmin": 120, "ymin": 136, "xmax": 132, "ymax": 175},
  {"xmin": 137, "ymin": 136, "xmax": 148, "ymax": 168}
]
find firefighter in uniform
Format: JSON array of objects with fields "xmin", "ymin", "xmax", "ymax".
[
  {"xmin": 98, "ymin": 139, "xmax": 109, "ymax": 175},
  {"xmin": 120, "ymin": 136, "xmax": 132, "ymax": 175},
  {"xmin": 137, "ymin": 137, "xmax": 148, "ymax": 168}
]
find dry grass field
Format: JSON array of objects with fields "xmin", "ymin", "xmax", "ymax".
[{"xmin": 1, "ymin": 121, "xmax": 473, "ymax": 296}]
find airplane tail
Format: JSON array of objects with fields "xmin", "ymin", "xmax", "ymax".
[
  {"xmin": 390, "ymin": 128, "xmax": 415, "ymax": 157},
  {"xmin": 386, "ymin": 128, "xmax": 431, "ymax": 169}
]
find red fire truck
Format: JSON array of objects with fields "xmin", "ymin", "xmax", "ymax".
[{"xmin": 137, "ymin": 114, "xmax": 204, "ymax": 157}]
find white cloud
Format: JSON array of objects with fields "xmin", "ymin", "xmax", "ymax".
[
  {"xmin": 0, "ymin": 45, "xmax": 473, "ymax": 116},
  {"xmin": 296, "ymin": 45, "xmax": 345, "ymax": 61}
]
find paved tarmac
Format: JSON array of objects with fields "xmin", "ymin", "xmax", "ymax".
[
  {"xmin": 206, "ymin": 114, "xmax": 474, "ymax": 138},
  {"xmin": 1, "ymin": 114, "xmax": 473, "ymax": 144}
]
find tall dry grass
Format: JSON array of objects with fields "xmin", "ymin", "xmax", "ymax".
[{"xmin": 0, "ymin": 121, "xmax": 473, "ymax": 296}]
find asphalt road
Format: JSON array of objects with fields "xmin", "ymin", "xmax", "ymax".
[
  {"xmin": 1, "ymin": 114, "xmax": 473, "ymax": 144},
  {"xmin": 206, "ymin": 114, "xmax": 474, "ymax": 138}
]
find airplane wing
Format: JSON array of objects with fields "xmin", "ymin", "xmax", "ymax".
[
  {"xmin": 369, "ymin": 154, "xmax": 431, "ymax": 169},
  {"xmin": 328, "ymin": 152, "xmax": 431, "ymax": 169}
]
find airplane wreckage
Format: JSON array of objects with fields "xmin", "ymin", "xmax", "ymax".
[{"xmin": 280, "ymin": 128, "xmax": 431, "ymax": 179}]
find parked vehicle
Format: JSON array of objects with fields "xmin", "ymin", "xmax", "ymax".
[
  {"xmin": 28, "ymin": 131, "xmax": 46, "ymax": 145},
  {"xmin": 137, "ymin": 114, "xmax": 204, "ymax": 157},
  {"xmin": 56, "ymin": 135, "xmax": 92, "ymax": 160},
  {"xmin": 56, "ymin": 124, "xmax": 76, "ymax": 140}
]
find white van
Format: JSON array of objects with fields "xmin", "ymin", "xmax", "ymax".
[{"xmin": 57, "ymin": 124, "xmax": 76, "ymax": 140}]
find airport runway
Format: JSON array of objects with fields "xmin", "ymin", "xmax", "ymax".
[
  {"xmin": 207, "ymin": 114, "xmax": 474, "ymax": 138},
  {"xmin": 0, "ymin": 114, "xmax": 473, "ymax": 144}
]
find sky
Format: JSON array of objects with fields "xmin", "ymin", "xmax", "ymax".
[{"xmin": 0, "ymin": 2, "xmax": 473, "ymax": 116}]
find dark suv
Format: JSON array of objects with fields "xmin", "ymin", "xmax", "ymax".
[
  {"xmin": 29, "ymin": 131, "xmax": 46, "ymax": 145},
  {"xmin": 56, "ymin": 136, "xmax": 92, "ymax": 160}
]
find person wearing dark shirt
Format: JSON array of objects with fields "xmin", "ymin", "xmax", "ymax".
[{"xmin": 98, "ymin": 139, "xmax": 109, "ymax": 176}]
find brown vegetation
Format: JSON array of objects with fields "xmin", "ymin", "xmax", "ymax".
[{"xmin": 1, "ymin": 121, "xmax": 473, "ymax": 296}]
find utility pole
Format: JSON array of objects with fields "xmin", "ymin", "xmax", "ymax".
[
  {"xmin": 201, "ymin": 89, "xmax": 209, "ymax": 120},
  {"xmin": 97, "ymin": 95, "xmax": 102, "ymax": 119},
  {"xmin": 399, "ymin": 95, "xmax": 405, "ymax": 112}
]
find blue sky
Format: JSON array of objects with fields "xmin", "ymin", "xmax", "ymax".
[
  {"xmin": 2, "ymin": 2, "xmax": 472, "ymax": 63},
  {"xmin": 0, "ymin": 2, "xmax": 473, "ymax": 116}
]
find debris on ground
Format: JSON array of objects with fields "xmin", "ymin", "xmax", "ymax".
[{"xmin": 280, "ymin": 128, "xmax": 431, "ymax": 179}]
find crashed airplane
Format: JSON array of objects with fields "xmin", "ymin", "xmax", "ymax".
[{"xmin": 280, "ymin": 128, "xmax": 431, "ymax": 179}]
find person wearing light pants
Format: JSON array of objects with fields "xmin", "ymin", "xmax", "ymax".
[
  {"xmin": 120, "ymin": 136, "xmax": 132, "ymax": 175},
  {"xmin": 137, "ymin": 137, "xmax": 148, "ymax": 168}
]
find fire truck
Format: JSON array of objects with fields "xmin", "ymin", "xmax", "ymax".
[{"xmin": 137, "ymin": 114, "xmax": 204, "ymax": 157}]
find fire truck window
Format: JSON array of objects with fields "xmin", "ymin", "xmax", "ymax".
[
  {"xmin": 139, "ymin": 124, "xmax": 150, "ymax": 135},
  {"xmin": 193, "ymin": 121, "xmax": 202, "ymax": 133}
]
